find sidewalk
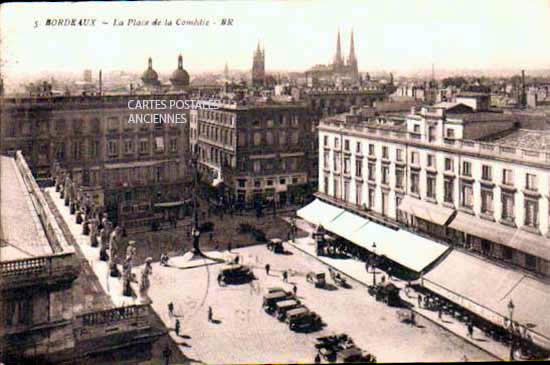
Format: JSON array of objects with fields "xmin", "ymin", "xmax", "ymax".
[{"xmin": 286, "ymin": 218, "xmax": 512, "ymax": 361}]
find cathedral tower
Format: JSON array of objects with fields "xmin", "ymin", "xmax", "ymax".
[{"xmin": 252, "ymin": 41, "xmax": 265, "ymax": 87}]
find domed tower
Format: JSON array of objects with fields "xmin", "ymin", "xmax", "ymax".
[
  {"xmin": 141, "ymin": 57, "xmax": 160, "ymax": 87},
  {"xmin": 170, "ymin": 54, "xmax": 190, "ymax": 90}
]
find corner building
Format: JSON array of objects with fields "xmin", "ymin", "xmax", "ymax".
[{"xmin": 318, "ymin": 102, "xmax": 550, "ymax": 277}]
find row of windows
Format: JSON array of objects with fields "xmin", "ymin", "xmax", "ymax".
[
  {"xmin": 238, "ymin": 130, "xmax": 301, "ymax": 147},
  {"xmin": 199, "ymin": 123, "xmax": 235, "ymax": 145},
  {"xmin": 250, "ymin": 114, "xmax": 300, "ymax": 128},
  {"xmin": 197, "ymin": 110, "xmax": 235, "ymax": 125},
  {"xmin": 107, "ymin": 137, "xmax": 178, "ymax": 157},
  {"xmin": 237, "ymin": 176, "xmax": 301, "ymax": 188}
]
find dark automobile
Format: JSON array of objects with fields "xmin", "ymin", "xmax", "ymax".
[
  {"xmin": 287, "ymin": 308, "xmax": 323, "ymax": 332},
  {"xmin": 263, "ymin": 291, "xmax": 293, "ymax": 314},
  {"xmin": 267, "ymin": 238, "xmax": 284, "ymax": 254},
  {"xmin": 273, "ymin": 299, "xmax": 303, "ymax": 321},
  {"xmin": 217, "ymin": 264, "xmax": 254, "ymax": 286}
]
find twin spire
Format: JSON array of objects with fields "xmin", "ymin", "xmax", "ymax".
[{"xmin": 334, "ymin": 29, "xmax": 356, "ymax": 66}]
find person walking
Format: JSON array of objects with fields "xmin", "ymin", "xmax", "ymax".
[
  {"xmin": 467, "ymin": 322, "xmax": 474, "ymax": 338},
  {"xmin": 293, "ymin": 284, "xmax": 297, "ymax": 297},
  {"xmin": 168, "ymin": 302, "xmax": 174, "ymax": 318},
  {"xmin": 282, "ymin": 270, "xmax": 288, "ymax": 283},
  {"xmin": 438, "ymin": 307, "xmax": 443, "ymax": 320},
  {"xmin": 208, "ymin": 306, "xmax": 213, "ymax": 322},
  {"xmin": 417, "ymin": 294, "xmax": 422, "ymax": 308},
  {"xmin": 410, "ymin": 311, "xmax": 416, "ymax": 326},
  {"xmin": 175, "ymin": 319, "xmax": 180, "ymax": 336},
  {"xmin": 265, "ymin": 263, "xmax": 270, "ymax": 275}
]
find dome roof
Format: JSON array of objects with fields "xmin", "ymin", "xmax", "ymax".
[
  {"xmin": 170, "ymin": 54, "xmax": 190, "ymax": 88},
  {"xmin": 141, "ymin": 57, "xmax": 159, "ymax": 85}
]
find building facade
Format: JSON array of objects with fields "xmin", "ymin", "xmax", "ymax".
[
  {"xmin": 0, "ymin": 94, "xmax": 191, "ymax": 226},
  {"xmin": 318, "ymin": 104, "xmax": 550, "ymax": 277},
  {"xmin": 190, "ymin": 100, "xmax": 316, "ymax": 206}
]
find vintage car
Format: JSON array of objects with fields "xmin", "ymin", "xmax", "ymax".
[
  {"xmin": 273, "ymin": 299, "xmax": 304, "ymax": 321},
  {"xmin": 287, "ymin": 308, "xmax": 323, "ymax": 332},
  {"xmin": 336, "ymin": 347, "xmax": 376, "ymax": 363},
  {"xmin": 306, "ymin": 272, "xmax": 327, "ymax": 288},
  {"xmin": 328, "ymin": 267, "xmax": 349, "ymax": 288},
  {"xmin": 263, "ymin": 291, "xmax": 293, "ymax": 313},
  {"xmin": 315, "ymin": 334, "xmax": 356, "ymax": 361},
  {"xmin": 266, "ymin": 238, "xmax": 284, "ymax": 254},
  {"xmin": 217, "ymin": 264, "xmax": 254, "ymax": 286},
  {"xmin": 368, "ymin": 282, "xmax": 401, "ymax": 306}
]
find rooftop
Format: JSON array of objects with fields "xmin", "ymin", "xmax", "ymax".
[
  {"xmin": 0, "ymin": 155, "xmax": 52, "ymax": 261},
  {"xmin": 491, "ymin": 129, "xmax": 550, "ymax": 152}
]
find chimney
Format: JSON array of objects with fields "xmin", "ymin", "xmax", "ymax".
[
  {"xmin": 99, "ymin": 70, "xmax": 103, "ymax": 96},
  {"xmin": 521, "ymin": 70, "xmax": 526, "ymax": 108}
]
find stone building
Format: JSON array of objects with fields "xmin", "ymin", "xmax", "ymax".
[
  {"xmin": 318, "ymin": 102, "xmax": 550, "ymax": 277},
  {"xmin": 0, "ymin": 93, "xmax": 191, "ymax": 227},
  {"xmin": 189, "ymin": 99, "xmax": 316, "ymax": 207}
]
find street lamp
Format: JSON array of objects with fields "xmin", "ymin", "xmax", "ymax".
[
  {"xmin": 508, "ymin": 299, "xmax": 515, "ymax": 361},
  {"xmin": 372, "ymin": 242, "xmax": 377, "ymax": 286}
]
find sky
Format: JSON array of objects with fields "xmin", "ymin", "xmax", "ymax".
[{"xmin": 1, "ymin": 0, "xmax": 550, "ymax": 81}]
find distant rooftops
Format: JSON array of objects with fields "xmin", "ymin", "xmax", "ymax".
[{"xmin": 490, "ymin": 129, "xmax": 550, "ymax": 152}]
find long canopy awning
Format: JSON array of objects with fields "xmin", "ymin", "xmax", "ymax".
[
  {"xmin": 297, "ymin": 199, "xmax": 344, "ymax": 227},
  {"xmin": 449, "ymin": 212, "xmax": 550, "ymax": 261},
  {"xmin": 424, "ymin": 250, "xmax": 550, "ymax": 350},
  {"xmin": 398, "ymin": 196, "xmax": 455, "ymax": 226},
  {"xmin": 324, "ymin": 211, "xmax": 369, "ymax": 242},
  {"xmin": 348, "ymin": 220, "xmax": 449, "ymax": 273}
]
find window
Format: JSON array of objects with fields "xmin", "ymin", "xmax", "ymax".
[
  {"xmin": 428, "ymin": 126, "xmax": 436, "ymax": 142},
  {"xmin": 344, "ymin": 139, "xmax": 350, "ymax": 151},
  {"xmin": 355, "ymin": 158, "xmax": 362, "ymax": 177},
  {"xmin": 382, "ymin": 166, "xmax": 389, "ymax": 185},
  {"xmin": 382, "ymin": 146, "xmax": 389, "ymax": 159},
  {"xmin": 410, "ymin": 172, "xmax": 419, "ymax": 194},
  {"xmin": 396, "ymin": 168, "xmax": 404, "ymax": 189},
  {"xmin": 446, "ymin": 128, "xmax": 455, "ymax": 138},
  {"xmin": 368, "ymin": 163, "xmax": 375, "ymax": 181},
  {"xmin": 368, "ymin": 144, "xmax": 375, "ymax": 156},
  {"xmin": 324, "ymin": 135, "xmax": 328, "ymax": 147},
  {"xmin": 526, "ymin": 174, "xmax": 537, "ymax": 191},
  {"xmin": 524, "ymin": 199, "xmax": 539, "ymax": 228},
  {"xmin": 291, "ymin": 131, "xmax": 300, "ymax": 144},
  {"xmin": 460, "ymin": 183, "xmax": 473, "ymax": 208},
  {"xmin": 334, "ymin": 137, "xmax": 340, "ymax": 149},
  {"xmin": 333, "ymin": 178, "xmax": 340, "ymax": 198},
  {"xmin": 266, "ymin": 131, "xmax": 274, "ymax": 145},
  {"xmin": 254, "ymin": 132, "xmax": 262, "ymax": 146},
  {"xmin": 503, "ymin": 246, "xmax": 513, "ymax": 261},
  {"xmin": 356, "ymin": 183, "xmax": 362, "ymax": 206},
  {"xmin": 462, "ymin": 161, "xmax": 472, "ymax": 177},
  {"xmin": 503, "ymin": 169, "xmax": 514, "ymax": 185},
  {"xmin": 344, "ymin": 157, "xmax": 351, "ymax": 174},
  {"xmin": 368, "ymin": 188, "xmax": 375, "ymax": 209},
  {"xmin": 324, "ymin": 177, "xmax": 329, "ymax": 194},
  {"xmin": 501, "ymin": 193, "xmax": 515, "ymax": 221},
  {"xmin": 279, "ymin": 131, "xmax": 287, "ymax": 145},
  {"xmin": 445, "ymin": 158, "xmax": 454, "ymax": 171},
  {"xmin": 481, "ymin": 189, "xmax": 493, "ymax": 214},
  {"xmin": 124, "ymin": 139, "xmax": 134, "ymax": 154},
  {"xmin": 427, "ymin": 175, "xmax": 436, "ymax": 198},
  {"xmin": 396, "ymin": 149, "xmax": 403, "ymax": 161},
  {"xmin": 410, "ymin": 152, "xmax": 419, "ymax": 165},
  {"xmin": 154, "ymin": 137, "xmax": 164, "ymax": 152},
  {"xmin": 525, "ymin": 254, "xmax": 537, "ymax": 269},
  {"xmin": 344, "ymin": 181, "xmax": 350, "ymax": 201},
  {"xmin": 280, "ymin": 178, "xmax": 286, "ymax": 185},
  {"xmin": 290, "ymin": 158, "xmax": 298, "ymax": 171},
  {"xmin": 292, "ymin": 177, "xmax": 298, "ymax": 184},
  {"xmin": 170, "ymin": 138, "xmax": 177, "ymax": 152},
  {"xmin": 333, "ymin": 153, "xmax": 341, "ymax": 172},
  {"xmin": 413, "ymin": 124, "xmax": 421, "ymax": 133},
  {"xmin": 427, "ymin": 154, "xmax": 435, "ymax": 168},
  {"xmin": 89, "ymin": 140, "xmax": 99, "ymax": 159},
  {"xmin": 108, "ymin": 117, "xmax": 119, "ymax": 131},
  {"xmin": 444, "ymin": 179, "xmax": 454, "ymax": 204},
  {"xmin": 253, "ymin": 161, "xmax": 261, "ymax": 173},
  {"xmin": 139, "ymin": 139, "xmax": 149, "ymax": 154},
  {"xmin": 482, "ymin": 165, "xmax": 492, "ymax": 181},
  {"xmin": 356, "ymin": 142, "xmax": 362, "ymax": 153},
  {"xmin": 323, "ymin": 151, "xmax": 330, "ymax": 169},
  {"xmin": 107, "ymin": 140, "xmax": 118, "ymax": 157},
  {"xmin": 72, "ymin": 141, "xmax": 82, "ymax": 160}
]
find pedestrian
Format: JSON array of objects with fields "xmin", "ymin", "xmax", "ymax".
[
  {"xmin": 388, "ymin": 266, "xmax": 393, "ymax": 280},
  {"xmin": 265, "ymin": 263, "xmax": 270, "ymax": 275},
  {"xmin": 168, "ymin": 302, "xmax": 174, "ymax": 317},
  {"xmin": 282, "ymin": 270, "xmax": 288, "ymax": 283},
  {"xmin": 417, "ymin": 294, "xmax": 422, "ymax": 308},
  {"xmin": 293, "ymin": 284, "xmax": 297, "ymax": 296},
  {"xmin": 208, "ymin": 306, "xmax": 213, "ymax": 322},
  {"xmin": 175, "ymin": 319, "xmax": 180, "ymax": 336},
  {"xmin": 438, "ymin": 308, "xmax": 443, "ymax": 320},
  {"xmin": 410, "ymin": 311, "xmax": 416, "ymax": 326},
  {"xmin": 467, "ymin": 322, "xmax": 474, "ymax": 338}
]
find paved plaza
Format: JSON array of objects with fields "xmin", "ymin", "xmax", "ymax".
[{"xmin": 141, "ymin": 243, "xmax": 496, "ymax": 363}]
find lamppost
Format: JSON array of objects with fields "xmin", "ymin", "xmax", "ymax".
[
  {"xmin": 191, "ymin": 147, "xmax": 203, "ymax": 256},
  {"xmin": 372, "ymin": 242, "xmax": 377, "ymax": 286},
  {"xmin": 508, "ymin": 299, "xmax": 515, "ymax": 361}
]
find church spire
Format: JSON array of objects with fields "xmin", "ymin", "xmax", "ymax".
[
  {"xmin": 178, "ymin": 54, "xmax": 183, "ymax": 69},
  {"xmin": 349, "ymin": 29, "xmax": 356, "ymax": 63},
  {"xmin": 148, "ymin": 57, "xmax": 153, "ymax": 69},
  {"xmin": 334, "ymin": 29, "xmax": 343, "ymax": 66}
]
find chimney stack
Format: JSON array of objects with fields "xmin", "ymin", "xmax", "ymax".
[{"xmin": 99, "ymin": 70, "xmax": 103, "ymax": 96}]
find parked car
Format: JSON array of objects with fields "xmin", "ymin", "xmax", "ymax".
[
  {"xmin": 273, "ymin": 299, "xmax": 303, "ymax": 321},
  {"xmin": 306, "ymin": 272, "xmax": 327, "ymax": 288},
  {"xmin": 217, "ymin": 264, "xmax": 254, "ymax": 286},
  {"xmin": 263, "ymin": 291, "xmax": 293, "ymax": 314},
  {"xmin": 267, "ymin": 238, "xmax": 284, "ymax": 254},
  {"xmin": 287, "ymin": 308, "xmax": 323, "ymax": 332}
]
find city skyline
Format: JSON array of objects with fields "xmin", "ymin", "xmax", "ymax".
[{"xmin": 2, "ymin": 0, "xmax": 550, "ymax": 84}]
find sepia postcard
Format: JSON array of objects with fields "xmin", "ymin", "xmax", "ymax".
[{"xmin": 1, "ymin": 0, "xmax": 550, "ymax": 364}]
